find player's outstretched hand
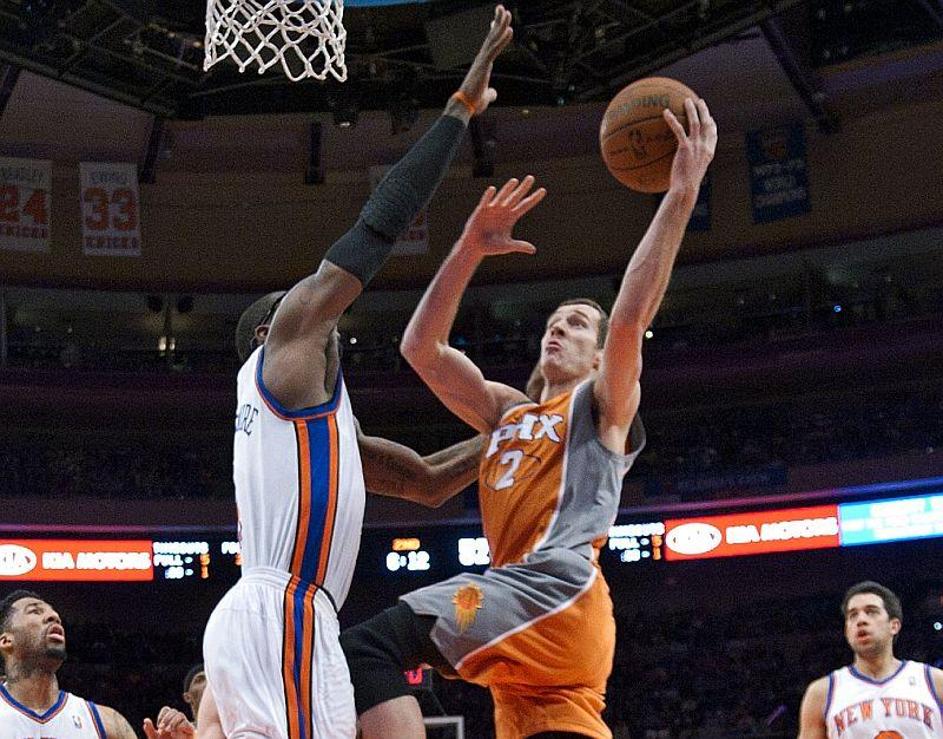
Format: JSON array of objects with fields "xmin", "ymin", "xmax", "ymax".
[
  {"xmin": 459, "ymin": 175, "xmax": 546, "ymax": 259},
  {"xmin": 664, "ymin": 97, "xmax": 717, "ymax": 198},
  {"xmin": 143, "ymin": 707, "xmax": 195, "ymax": 739},
  {"xmin": 456, "ymin": 5, "xmax": 514, "ymax": 115}
]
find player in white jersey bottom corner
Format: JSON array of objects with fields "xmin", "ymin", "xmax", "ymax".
[
  {"xmin": 0, "ymin": 588, "xmax": 192, "ymax": 739},
  {"xmin": 799, "ymin": 580, "xmax": 943, "ymax": 739}
]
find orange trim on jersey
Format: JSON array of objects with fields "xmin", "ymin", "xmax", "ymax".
[
  {"xmin": 282, "ymin": 579, "xmax": 302, "ymax": 739},
  {"xmin": 315, "ymin": 414, "xmax": 339, "ymax": 584},
  {"xmin": 290, "ymin": 420, "xmax": 313, "ymax": 575},
  {"xmin": 298, "ymin": 586, "xmax": 317, "ymax": 734}
]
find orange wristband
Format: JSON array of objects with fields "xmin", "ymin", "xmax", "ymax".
[{"xmin": 451, "ymin": 91, "xmax": 477, "ymax": 116}]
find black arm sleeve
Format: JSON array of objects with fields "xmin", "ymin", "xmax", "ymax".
[{"xmin": 324, "ymin": 114, "xmax": 467, "ymax": 286}]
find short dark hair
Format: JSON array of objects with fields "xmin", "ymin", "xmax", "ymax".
[
  {"xmin": 0, "ymin": 590, "xmax": 42, "ymax": 674},
  {"xmin": 183, "ymin": 662, "xmax": 205, "ymax": 693},
  {"xmin": 841, "ymin": 581, "xmax": 903, "ymax": 622},
  {"xmin": 556, "ymin": 298, "xmax": 609, "ymax": 348},
  {"xmin": 235, "ymin": 291, "xmax": 287, "ymax": 363},
  {"xmin": 0, "ymin": 590, "xmax": 42, "ymax": 632}
]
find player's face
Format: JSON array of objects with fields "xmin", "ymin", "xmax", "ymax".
[
  {"xmin": 1, "ymin": 597, "xmax": 67, "ymax": 667},
  {"xmin": 540, "ymin": 304, "xmax": 602, "ymax": 383},
  {"xmin": 844, "ymin": 593, "xmax": 900, "ymax": 658}
]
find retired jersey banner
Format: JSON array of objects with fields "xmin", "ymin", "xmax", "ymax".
[
  {"xmin": 80, "ymin": 162, "xmax": 141, "ymax": 256},
  {"xmin": 0, "ymin": 539, "xmax": 153, "ymax": 581},
  {"xmin": 368, "ymin": 164, "xmax": 428, "ymax": 256},
  {"xmin": 0, "ymin": 156, "xmax": 52, "ymax": 253},
  {"xmin": 746, "ymin": 123, "xmax": 811, "ymax": 224}
]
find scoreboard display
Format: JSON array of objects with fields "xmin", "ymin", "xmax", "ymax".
[
  {"xmin": 0, "ymin": 537, "xmax": 241, "ymax": 583},
  {"xmin": 2, "ymin": 477, "xmax": 942, "ymax": 585}
]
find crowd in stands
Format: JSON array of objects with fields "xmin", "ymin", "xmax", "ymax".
[
  {"xmin": 0, "ymin": 434, "xmax": 231, "ymax": 500},
  {"xmin": 634, "ymin": 383, "xmax": 943, "ymax": 497},
  {"xmin": 35, "ymin": 587, "xmax": 943, "ymax": 737},
  {"xmin": 0, "ymin": 382, "xmax": 939, "ymax": 501},
  {"xmin": 3, "ymin": 269, "xmax": 936, "ymax": 375}
]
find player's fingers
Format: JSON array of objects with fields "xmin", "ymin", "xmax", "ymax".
[
  {"xmin": 478, "ymin": 185, "xmax": 497, "ymax": 208},
  {"xmin": 512, "ymin": 187, "xmax": 547, "ymax": 216},
  {"xmin": 497, "ymin": 6, "xmax": 511, "ymax": 33},
  {"xmin": 663, "ymin": 109, "xmax": 686, "ymax": 142},
  {"xmin": 162, "ymin": 712, "xmax": 181, "ymax": 726},
  {"xmin": 495, "ymin": 178, "xmax": 519, "ymax": 203},
  {"xmin": 497, "ymin": 26, "xmax": 513, "ymax": 53},
  {"xmin": 509, "ymin": 239, "xmax": 537, "ymax": 255},
  {"xmin": 684, "ymin": 97, "xmax": 699, "ymax": 136},
  {"xmin": 143, "ymin": 719, "xmax": 158, "ymax": 739},
  {"xmin": 696, "ymin": 98, "xmax": 714, "ymax": 130},
  {"xmin": 488, "ymin": 7, "xmax": 511, "ymax": 51},
  {"xmin": 504, "ymin": 175, "xmax": 535, "ymax": 206}
]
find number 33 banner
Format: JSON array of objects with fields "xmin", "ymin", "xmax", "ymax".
[
  {"xmin": 80, "ymin": 162, "xmax": 142, "ymax": 257},
  {"xmin": 0, "ymin": 156, "xmax": 52, "ymax": 253}
]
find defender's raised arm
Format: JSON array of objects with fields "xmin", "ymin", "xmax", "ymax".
[{"xmin": 238, "ymin": 6, "xmax": 515, "ymax": 411}]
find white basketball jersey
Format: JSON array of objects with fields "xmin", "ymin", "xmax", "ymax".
[
  {"xmin": 0, "ymin": 686, "xmax": 106, "ymax": 738},
  {"xmin": 826, "ymin": 660, "xmax": 943, "ymax": 738},
  {"xmin": 233, "ymin": 346, "xmax": 365, "ymax": 610}
]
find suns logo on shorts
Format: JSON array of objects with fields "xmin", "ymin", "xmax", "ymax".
[{"xmin": 452, "ymin": 584, "xmax": 484, "ymax": 633}]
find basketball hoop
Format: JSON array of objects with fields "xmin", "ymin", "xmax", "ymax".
[{"xmin": 204, "ymin": 0, "xmax": 347, "ymax": 82}]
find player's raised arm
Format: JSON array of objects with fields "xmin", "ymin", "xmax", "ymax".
[
  {"xmin": 400, "ymin": 176, "xmax": 546, "ymax": 432},
  {"xmin": 254, "ymin": 6, "xmax": 514, "ymax": 411},
  {"xmin": 594, "ymin": 98, "xmax": 716, "ymax": 444}
]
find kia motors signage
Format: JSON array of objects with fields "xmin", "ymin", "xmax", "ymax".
[
  {"xmin": 664, "ymin": 505, "xmax": 840, "ymax": 561},
  {"xmin": 0, "ymin": 540, "xmax": 153, "ymax": 582}
]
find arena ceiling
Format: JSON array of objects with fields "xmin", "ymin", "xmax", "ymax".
[{"xmin": 0, "ymin": 0, "xmax": 939, "ymax": 121}]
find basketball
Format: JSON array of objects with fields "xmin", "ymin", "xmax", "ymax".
[{"xmin": 599, "ymin": 77, "xmax": 698, "ymax": 193}]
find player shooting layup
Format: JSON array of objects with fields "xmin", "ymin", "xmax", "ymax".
[{"xmin": 342, "ymin": 97, "xmax": 717, "ymax": 738}]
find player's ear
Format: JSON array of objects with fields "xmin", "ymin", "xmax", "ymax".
[
  {"xmin": 890, "ymin": 618, "xmax": 902, "ymax": 636},
  {"xmin": 255, "ymin": 325, "xmax": 270, "ymax": 344},
  {"xmin": 592, "ymin": 348, "xmax": 603, "ymax": 370}
]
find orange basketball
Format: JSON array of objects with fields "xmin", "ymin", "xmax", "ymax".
[{"xmin": 599, "ymin": 77, "xmax": 698, "ymax": 193}]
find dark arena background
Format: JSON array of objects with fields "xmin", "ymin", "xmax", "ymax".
[{"xmin": 1, "ymin": 0, "xmax": 943, "ymax": 736}]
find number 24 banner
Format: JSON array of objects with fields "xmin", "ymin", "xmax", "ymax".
[
  {"xmin": 0, "ymin": 156, "xmax": 52, "ymax": 253},
  {"xmin": 80, "ymin": 162, "xmax": 142, "ymax": 257}
]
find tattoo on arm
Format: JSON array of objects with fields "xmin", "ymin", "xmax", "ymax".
[
  {"xmin": 361, "ymin": 433, "xmax": 483, "ymax": 506},
  {"xmin": 361, "ymin": 435, "xmax": 419, "ymax": 498},
  {"xmin": 424, "ymin": 435, "xmax": 484, "ymax": 469}
]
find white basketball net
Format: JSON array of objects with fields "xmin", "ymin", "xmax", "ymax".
[{"xmin": 204, "ymin": 0, "xmax": 346, "ymax": 82}]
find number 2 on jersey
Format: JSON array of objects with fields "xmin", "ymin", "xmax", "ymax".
[{"xmin": 495, "ymin": 450, "xmax": 524, "ymax": 490}]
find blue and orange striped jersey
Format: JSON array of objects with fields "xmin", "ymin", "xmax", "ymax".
[{"xmin": 234, "ymin": 346, "xmax": 365, "ymax": 610}]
